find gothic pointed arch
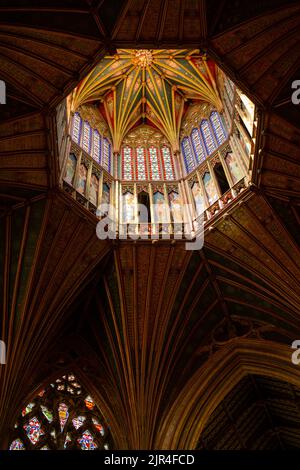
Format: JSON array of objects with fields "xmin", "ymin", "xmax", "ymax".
[{"xmin": 9, "ymin": 373, "xmax": 112, "ymax": 450}]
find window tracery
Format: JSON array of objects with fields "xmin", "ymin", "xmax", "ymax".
[
  {"xmin": 9, "ymin": 374, "xmax": 111, "ymax": 450},
  {"xmin": 70, "ymin": 112, "xmax": 112, "ymax": 175},
  {"xmin": 181, "ymin": 111, "xmax": 228, "ymax": 173}
]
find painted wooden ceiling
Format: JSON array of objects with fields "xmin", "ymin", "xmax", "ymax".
[
  {"xmin": 0, "ymin": 0, "xmax": 300, "ymax": 450},
  {"xmin": 71, "ymin": 49, "xmax": 221, "ymax": 152}
]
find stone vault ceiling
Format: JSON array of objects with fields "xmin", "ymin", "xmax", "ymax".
[{"xmin": 0, "ymin": 0, "xmax": 300, "ymax": 450}]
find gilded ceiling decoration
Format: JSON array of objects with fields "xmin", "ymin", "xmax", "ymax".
[
  {"xmin": 122, "ymin": 124, "xmax": 169, "ymax": 148},
  {"xmin": 76, "ymin": 104, "xmax": 110, "ymax": 138},
  {"xmin": 71, "ymin": 49, "xmax": 222, "ymax": 153},
  {"xmin": 1, "ymin": 0, "xmax": 300, "ymax": 452},
  {"xmin": 180, "ymin": 102, "xmax": 215, "ymax": 138}
]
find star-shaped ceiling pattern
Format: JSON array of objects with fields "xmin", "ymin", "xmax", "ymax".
[{"xmin": 71, "ymin": 49, "xmax": 222, "ymax": 153}]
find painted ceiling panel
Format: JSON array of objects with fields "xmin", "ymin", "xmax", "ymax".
[{"xmin": 72, "ymin": 50, "xmax": 221, "ymax": 152}]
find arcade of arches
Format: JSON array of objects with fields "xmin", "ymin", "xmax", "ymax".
[{"xmin": 1, "ymin": 0, "xmax": 300, "ymax": 450}]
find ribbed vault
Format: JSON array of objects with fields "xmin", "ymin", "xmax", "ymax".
[
  {"xmin": 0, "ymin": 0, "xmax": 300, "ymax": 450},
  {"xmin": 199, "ymin": 374, "xmax": 300, "ymax": 450},
  {"xmin": 71, "ymin": 49, "xmax": 222, "ymax": 152}
]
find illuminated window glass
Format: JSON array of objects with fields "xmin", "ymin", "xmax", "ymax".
[
  {"xmin": 181, "ymin": 137, "xmax": 196, "ymax": 173},
  {"xmin": 200, "ymin": 120, "xmax": 217, "ymax": 155},
  {"xmin": 23, "ymin": 417, "xmax": 44, "ymax": 445},
  {"xmin": 71, "ymin": 112, "xmax": 82, "ymax": 145},
  {"xmin": 136, "ymin": 147, "xmax": 147, "ymax": 180},
  {"xmin": 102, "ymin": 138, "xmax": 111, "ymax": 173},
  {"xmin": 84, "ymin": 396, "xmax": 95, "ymax": 410},
  {"xmin": 58, "ymin": 403, "xmax": 69, "ymax": 432},
  {"xmin": 73, "ymin": 416, "xmax": 86, "ymax": 430},
  {"xmin": 92, "ymin": 129, "xmax": 101, "ymax": 163},
  {"xmin": 10, "ymin": 439, "xmax": 25, "ymax": 450},
  {"xmin": 9, "ymin": 373, "xmax": 111, "ymax": 450},
  {"xmin": 122, "ymin": 146, "xmax": 134, "ymax": 180},
  {"xmin": 64, "ymin": 433, "xmax": 72, "ymax": 449},
  {"xmin": 191, "ymin": 128, "xmax": 206, "ymax": 163},
  {"xmin": 210, "ymin": 111, "xmax": 227, "ymax": 145},
  {"xmin": 82, "ymin": 121, "xmax": 92, "ymax": 154},
  {"xmin": 148, "ymin": 146, "xmax": 161, "ymax": 180},
  {"xmin": 22, "ymin": 403, "xmax": 35, "ymax": 417},
  {"xmin": 41, "ymin": 406, "xmax": 53, "ymax": 423},
  {"xmin": 78, "ymin": 430, "xmax": 97, "ymax": 450},
  {"xmin": 161, "ymin": 146, "xmax": 174, "ymax": 180},
  {"xmin": 92, "ymin": 418, "xmax": 105, "ymax": 436}
]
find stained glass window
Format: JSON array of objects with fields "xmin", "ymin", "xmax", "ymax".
[
  {"xmin": 92, "ymin": 417, "xmax": 105, "ymax": 436},
  {"xmin": 210, "ymin": 111, "xmax": 227, "ymax": 145},
  {"xmin": 92, "ymin": 129, "xmax": 101, "ymax": 163},
  {"xmin": 121, "ymin": 145, "xmax": 174, "ymax": 181},
  {"xmin": 78, "ymin": 430, "xmax": 97, "ymax": 450},
  {"xmin": 58, "ymin": 403, "xmax": 69, "ymax": 432},
  {"xmin": 181, "ymin": 111, "xmax": 230, "ymax": 174},
  {"xmin": 64, "ymin": 433, "xmax": 72, "ymax": 449},
  {"xmin": 136, "ymin": 147, "xmax": 147, "ymax": 180},
  {"xmin": 181, "ymin": 137, "xmax": 196, "ymax": 173},
  {"xmin": 161, "ymin": 146, "xmax": 174, "ymax": 180},
  {"xmin": 9, "ymin": 373, "xmax": 111, "ymax": 450},
  {"xmin": 84, "ymin": 396, "xmax": 95, "ymax": 410},
  {"xmin": 10, "ymin": 439, "xmax": 25, "ymax": 450},
  {"xmin": 102, "ymin": 138, "xmax": 111, "ymax": 173},
  {"xmin": 122, "ymin": 146, "xmax": 134, "ymax": 180},
  {"xmin": 82, "ymin": 121, "xmax": 92, "ymax": 154},
  {"xmin": 191, "ymin": 128, "xmax": 206, "ymax": 164},
  {"xmin": 200, "ymin": 120, "xmax": 217, "ymax": 155},
  {"xmin": 41, "ymin": 405, "xmax": 53, "ymax": 423},
  {"xmin": 23, "ymin": 417, "xmax": 44, "ymax": 445},
  {"xmin": 73, "ymin": 416, "xmax": 86, "ymax": 430},
  {"xmin": 22, "ymin": 403, "xmax": 35, "ymax": 417},
  {"xmin": 71, "ymin": 112, "xmax": 82, "ymax": 145},
  {"xmin": 148, "ymin": 146, "xmax": 161, "ymax": 180}
]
